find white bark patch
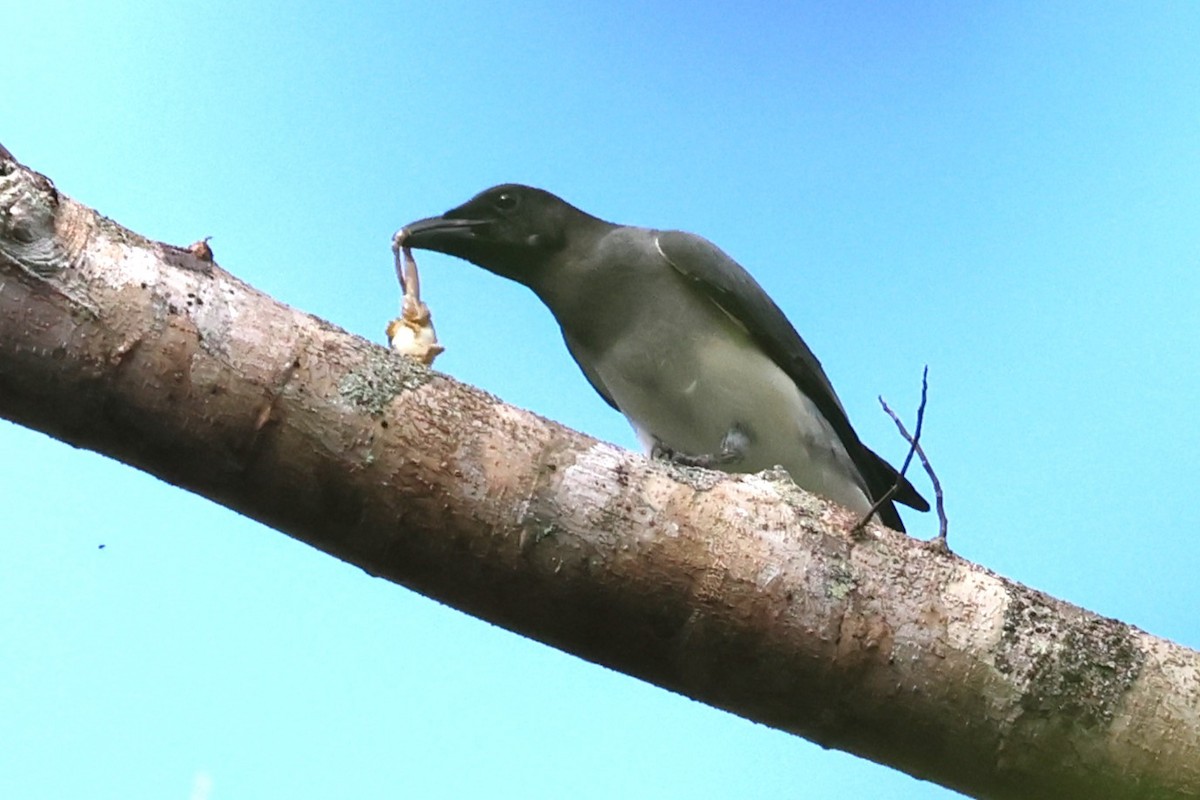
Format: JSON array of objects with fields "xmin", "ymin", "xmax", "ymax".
[
  {"xmin": 560, "ymin": 441, "xmax": 627, "ymax": 510},
  {"xmin": 107, "ymin": 241, "xmax": 161, "ymax": 288},
  {"xmin": 944, "ymin": 568, "xmax": 1009, "ymax": 652}
]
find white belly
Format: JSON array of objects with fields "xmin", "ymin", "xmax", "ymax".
[{"xmin": 596, "ymin": 319, "xmax": 872, "ymax": 514}]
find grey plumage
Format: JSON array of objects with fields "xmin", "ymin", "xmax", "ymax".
[{"xmin": 400, "ymin": 184, "xmax": 928, "ymax": 530}]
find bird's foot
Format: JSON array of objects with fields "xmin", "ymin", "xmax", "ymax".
[{"xmin": 651, "ymin": 425, "xmax": 750, "ymax": 470}]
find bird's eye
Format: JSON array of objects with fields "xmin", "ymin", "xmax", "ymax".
[{"xmin": 493, "ymin": 192, "xmax": 519, "ymax": 211}]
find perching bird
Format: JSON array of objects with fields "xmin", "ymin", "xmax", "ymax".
[{"xmin": 399, "ymin": 185, "xmax": 928, "ymax": 530}]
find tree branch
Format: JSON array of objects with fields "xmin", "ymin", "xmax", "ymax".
[{"xmin": 2, "ymin": 155, "xmax": 1197, "ymax": 800}]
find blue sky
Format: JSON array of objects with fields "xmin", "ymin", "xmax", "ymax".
[{"xmin": 3, "ymin": 3, "xmax": 1199, "ymax": 798}]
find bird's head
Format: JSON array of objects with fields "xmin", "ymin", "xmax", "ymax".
[{"xmin": 398, "ymin": 184, "xmax": 604, "ymax": 286}]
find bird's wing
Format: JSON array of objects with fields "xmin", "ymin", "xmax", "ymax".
[
  {"xmin": 654, "ymin": 229, "xmax": 928, "ymax": 512},
  {"xmin": 562, "ymin": 331, "xmax": 620, "ymax": 412},
  {"xmin": 654, "ymin": 230, "xmax": 851, "ymax": 439}
]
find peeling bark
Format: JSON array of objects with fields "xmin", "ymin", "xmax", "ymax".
[{"xmin": 1, "ymin": 154, "xmax": 1197, "ymax": 799}]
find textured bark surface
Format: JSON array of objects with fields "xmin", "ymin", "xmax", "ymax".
[{"xmin": 2, "ymin": 154, "xmax": 1198, "ymax": 799}]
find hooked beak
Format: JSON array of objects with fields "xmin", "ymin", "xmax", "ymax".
[{"xmin": 394, "ymin": 215, "xmax": 488, "ymax": 255}]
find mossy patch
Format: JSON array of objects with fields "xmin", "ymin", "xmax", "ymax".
[
  {"xmin": 995, "ymin": 586, "xmax": 1145, "ymax": 728},
  {"xmin": 338, "ymin": 348, "xmax": 432, "ymax": 415}
]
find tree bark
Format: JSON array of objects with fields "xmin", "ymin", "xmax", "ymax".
[{"xmin": 1, "ymin": 153, "xmax": 1197, "ymax": 800}]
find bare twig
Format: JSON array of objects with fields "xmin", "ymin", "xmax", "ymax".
[
  {"xmin": 853, "ymin": 369, "xmax": 926, "ymax": 535},
  {"xmin": 879, "ymin": 368, "xmax": 948, "ymax": 552},
  {"xmin": 188, "ymin": 236, "xmax": 214, "ymax": 262}
]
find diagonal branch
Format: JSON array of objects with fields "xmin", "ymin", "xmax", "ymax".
[{"xmin": 2, "ymin": 154, "xmax": 1198, "ymax": 800}]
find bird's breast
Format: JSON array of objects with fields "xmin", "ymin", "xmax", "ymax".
[{"xmin": 590, "ymin": 301, "xmax": 872, "ymax": 513}]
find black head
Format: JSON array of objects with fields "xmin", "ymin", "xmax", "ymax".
[{"xmin": 398, "ymin": 184, "xmax": 605, "ymax": 285}]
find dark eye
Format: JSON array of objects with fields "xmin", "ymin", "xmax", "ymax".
[{"xmin": 493, "ymin": 191, "xmax": 519, "ymax": 211}]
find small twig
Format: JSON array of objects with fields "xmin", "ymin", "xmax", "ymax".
[
  {"xmin": 854, "ymin": 368, "xmax": 927, "ymax": 534},
  {"xmin": 878, "ymin": 368, "xmax": 949, "ymax": 551},
  {"xmin": 188, "ymin": 236, "xmax": 214, "ymax": 262}
]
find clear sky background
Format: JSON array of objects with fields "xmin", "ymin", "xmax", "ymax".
[{"xmin": 3, "ymin": 3, "xmax": 1198, "ymax": 798}]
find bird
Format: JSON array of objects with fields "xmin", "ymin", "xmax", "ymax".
[{"xmin": 398, "ymin": 184, "xmax": 928, "ymax": 530}]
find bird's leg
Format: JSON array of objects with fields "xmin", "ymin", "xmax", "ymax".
[
  {"xmin": 652, "ymin": 424, "xmax": 750, "ymax": 470},
  {"xmin": 649, "ymin": 438, "xmax": 679, "ymax": 462}
]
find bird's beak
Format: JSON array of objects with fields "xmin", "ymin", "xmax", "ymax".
[{"xmin": 395, "ymin": 215, "xmax": 487, "ymax": 255}]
